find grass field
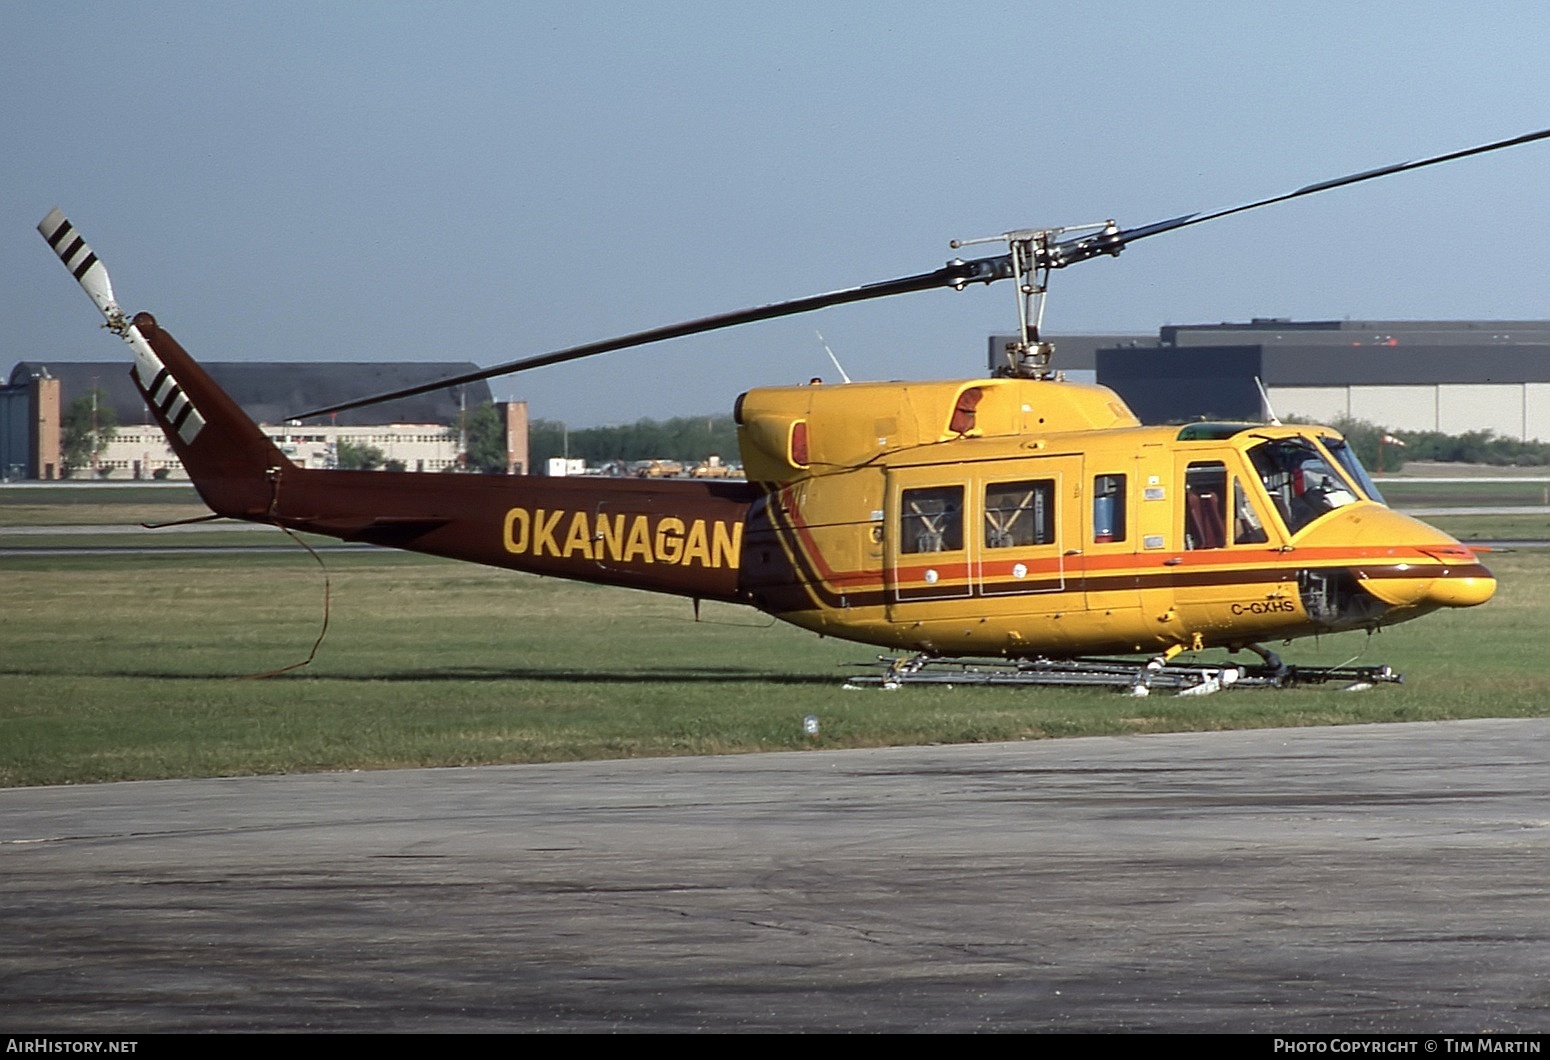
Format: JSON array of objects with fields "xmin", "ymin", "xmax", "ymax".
[
  {"xmin": 0, "ymin": 484, "xmax": 209, "ymax": 527},
  {"xmin": 2, "ymin": 537, "xmax": 1545, "ymax": 787},
  {"xmin": 3, "ymin": 480, "xmax": 1547, "ymax": 787},
  {"xmin": 1376, "ymin": 478, "xmax": 1550, "ymax": 506}
]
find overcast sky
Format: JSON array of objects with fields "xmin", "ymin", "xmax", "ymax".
[{"xmin": 5, "ymin": 2, "xmax": 1550, "ymax": 426}]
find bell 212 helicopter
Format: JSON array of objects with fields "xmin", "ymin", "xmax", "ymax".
[{"xmin": 39, "ymin": 128, "xmax": 1544, "ymax": 693}]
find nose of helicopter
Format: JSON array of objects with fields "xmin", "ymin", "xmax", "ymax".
[
  {"xmin": 1380, "ymin": 549, "xmax": 1497, "ymax": 612},
  {"xmin": 1352, "ymin": 549, "xmax": 1495, "ymax": 611},
  {"xmin": 1299, "ymin": 504, "xmax": 1496, "ymax": 611},
  {"xmin": 1416, "ymin": 563, "xmax": 1496, "ymax": 608}
]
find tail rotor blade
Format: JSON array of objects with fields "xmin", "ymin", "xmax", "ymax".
[
  {"xmin": 36, "ymin": 210, "xmax": 188, "ymax": 430},
  {"xmin": 37, "ymin": 208, "xmax": 126, "ymax": 332}
]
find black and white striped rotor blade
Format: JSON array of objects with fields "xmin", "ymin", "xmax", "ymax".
[
  {"xmin": 35, "ymin": 209, "xmax": 193, "ymax": 437},
  {"xmin": 38, "ymin": 208, "xmax": 126, "ymax": 332}
]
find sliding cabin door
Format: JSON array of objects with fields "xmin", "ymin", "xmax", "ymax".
[{"xmin": 885, "ymin": 459, "xmax": 1082, "ymax": 624}]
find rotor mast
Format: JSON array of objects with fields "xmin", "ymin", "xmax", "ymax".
[{"xmin": 951, "ymin": 222, "xmax": 1121, "ymax": 379}]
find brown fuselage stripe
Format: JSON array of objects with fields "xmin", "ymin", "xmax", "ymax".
[{"xmin": 757, "ymin": 495, "xmax": 1490, "ymax": 614}]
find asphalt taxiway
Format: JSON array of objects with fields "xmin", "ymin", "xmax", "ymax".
[{"xmin": 1, "ymin": 719, "xmax": 1546, "ymax": 1032}]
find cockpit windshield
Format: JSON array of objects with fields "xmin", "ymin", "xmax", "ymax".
[
  {"xmin": 1321, "ymin": 436, "xmax": 1387, "ymax": 506},
  {"xmin": 1246, "ymin": 436, "xmax": 1361, "ymax": 536}
]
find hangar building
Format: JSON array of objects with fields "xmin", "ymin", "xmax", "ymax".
[{"xmin": 991, "ymin": 319, "xmax": 1550, "ymax": 439}]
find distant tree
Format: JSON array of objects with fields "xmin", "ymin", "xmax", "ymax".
[
  {"xmin": 1325, "ymin": 416, "xmax": 1401, "ymax": 473},
  {"xmin": 384, "ymin": 458, "xmax": 407, "ymax": 473},
  {"xmin": 459, "ymin": 403, "xmax": 508, "ymax": 473},
  {"xmin": 336, "ymin": 439, "xmax": 386, "ymax": 470},
  {"xmin": 528, "ymin": 415, "xmax": 739, "ymax": 469},
  {"xmin": 60, "ymin": 388, "xmax": 117, "ymax": 478},
  {"xmin": 1398, "ymin": 427, "xmax": 1550, "ymax": 467},
  {"xmin": 1288, "ymin": 414, "xmax": 1550, "ymax": 470}
]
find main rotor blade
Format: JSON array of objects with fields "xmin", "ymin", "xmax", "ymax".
[
  {"xmin": 294, "ymin": 125, "xmax": 1550, "ymax": 419},
  {"xmin": 290, "ymin": 255, "xmax": 1014, "ymax": 419},
  {"xmin": 1044, "ymin": 125, "xmax": 1550, "ymax": 266}
]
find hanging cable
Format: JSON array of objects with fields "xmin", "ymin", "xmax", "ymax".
[{"xmin": 239, "ymin": 525, "xmax": 332, "ymax": 680}]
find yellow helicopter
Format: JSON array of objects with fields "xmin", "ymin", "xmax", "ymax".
[{"xmin": 40, "ymin": 129, "xmax": 1540, "ymax": 692}]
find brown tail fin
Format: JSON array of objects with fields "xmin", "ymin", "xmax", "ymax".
[{"xmin": 126, "ymin": 312, "xmax": 290, "ymax": 518}]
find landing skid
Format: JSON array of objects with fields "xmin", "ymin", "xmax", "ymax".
[{"xmin": 844, "ymin": 652, "xmax": 1402, "ymax": 695}]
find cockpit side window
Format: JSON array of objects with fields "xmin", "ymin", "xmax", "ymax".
[
  {"xmin": 1233, "ymin": 478, "xmax": 1269, "ymax": 544},
  {"xmin": 1247, "ymin": 437, "xmax": 1359, "ymax": 536}
]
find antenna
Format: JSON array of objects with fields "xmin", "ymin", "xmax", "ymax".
[
  {"xmin": 1254, "ymin": 377, "xmax": 1282, "ymax": 425},
  {"xmin": 815, "ymin": 331, "xmax": 852, "ymax": 384}
]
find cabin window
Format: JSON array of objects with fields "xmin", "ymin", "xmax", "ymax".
[
  {"xmin": 901, "ymin": 486, "xmax": 964, "ymax": 553},
  {"xmin": 1183, "ymin": 462, "xmax": 1228, "ymax": 550},
  {"xmin": 984, "ymin": 480, "xmax": 1055, "ymax": 549},
  {"xmin": 1093, "ymin": 474, "xmax": 1126, "ymax": 543}
]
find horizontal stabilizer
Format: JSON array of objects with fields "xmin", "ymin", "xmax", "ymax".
[{"xmin": 292, "ymin": 515, "xmax": 453, "ymax": 548}]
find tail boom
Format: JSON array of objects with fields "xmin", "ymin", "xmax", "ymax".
[
  {"xmin": 270, "ymin": 471, "xmax": 756, "ymax": 601},
  {"xmin": 130, "ymin": 317, "xmax": 755, "ymax": 601},
  {"xmin": 38, "ymin": 209, "xmax": 757, "ymax": 602}
]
